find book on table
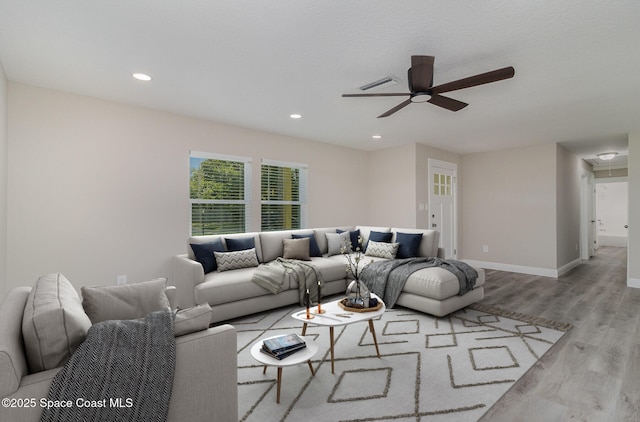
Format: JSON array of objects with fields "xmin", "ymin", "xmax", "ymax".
[{"xmin": 262, "ymin": 334, "xmax": 307, "ymax": 360}]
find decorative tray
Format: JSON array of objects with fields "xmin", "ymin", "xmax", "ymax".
[{"xmin": 337, "ymin": 298, "xmax": 383, "ymax": 313}]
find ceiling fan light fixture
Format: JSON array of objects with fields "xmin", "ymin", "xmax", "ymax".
[
  {"xmin": 597, "ymin": 152, "xmax": 617, "ymax": 161},
  {"xmin": 410, "ymin": 93, "xmax": 431, "ymax": 103}
]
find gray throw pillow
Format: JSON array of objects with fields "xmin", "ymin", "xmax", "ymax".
[
  {"xmin": 283, "ymin": 238, "xmax": 311, "ymax": 261},
  {"xmin": 81, "ymin": 278, "xmax": 170, "ymax": 324},
  {"xmin": 215, "ymin": 248, "xmax": 259, "ymax": 271},
  {"xmin": 22, "ymin": 273, "xmax": 92, "ymax": 373},
  {"xmin": 174, "ymin": 304, "xmax": 212, "ymax": 337},
  {"xmin": 326, "ymin": 231, "xmax": 351, "ymax": 256}
]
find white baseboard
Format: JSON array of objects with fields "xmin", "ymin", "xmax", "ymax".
[
  {"xmin": 598, "ymin": 235, "xmax": 628, "ymax": 247},
  {"xmin": 463, "ymin": 259, "xmax": 559, "ymax": 278},
  {"xmin": 558, "ymin": 258, "xmax": 582, "ymax": 277},
  {"xmin": 463, "ymin": 258, "xmax": 582, "ymax": 278},
  {"xmin": 628, "ymin": 277, "xmax": 640, "ymax": 288}
]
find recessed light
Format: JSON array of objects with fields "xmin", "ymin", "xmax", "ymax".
[
  {"xmin": 133, "ymin": 73, "xmax": 152, "ymax": 81},
  {"xmin": 372, "ymin": 135, "xmax": 382, "ymax": 139},
  {"xmin": 290, "ymin": 114, "xmax": 302, "ymax": 119}
]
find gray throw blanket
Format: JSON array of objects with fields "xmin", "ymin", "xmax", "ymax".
[
  {"xmin": 40, "ymin": 309, "xmax": 176, "ymax": 422},
  {"xmin": 360, "ymin": 257, "xmax": 478, "ymax": 308},
  {"xmin": 252, "ymin": 257, "xmax": 325, "ymax": 305}
]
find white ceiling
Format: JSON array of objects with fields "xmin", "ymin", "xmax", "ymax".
[{"xmin": 1, "ymin": 1, "xmax": 639, "ymax": 158}]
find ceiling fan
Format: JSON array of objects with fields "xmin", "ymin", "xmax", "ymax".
[{"xmin": 342, "ymin": 55, "xmax": 515, "ymax": 118}]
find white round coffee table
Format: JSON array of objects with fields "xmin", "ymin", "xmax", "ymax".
[
  {"xmin": 291, "ymin": 293, "xmax": 385, "ymax": 374},
  {"xmin": 250, "ymin": 335, "xmax": 318, "ymax": 403}
]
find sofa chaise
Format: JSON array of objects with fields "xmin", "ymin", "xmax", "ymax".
[{"xmin": 173, "ymin": 226, "xmax": 485, "ymax": 323}]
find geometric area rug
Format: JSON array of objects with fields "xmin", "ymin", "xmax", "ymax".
[{"xmin": 231, "ymin": 300, "xmax": 572, "ymax": 422}]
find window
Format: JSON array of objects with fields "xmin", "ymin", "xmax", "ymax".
[
  {"xmin": 433, "ymin": 173, "xmax": 452, "ymax": 196},
  {"xmin": 190, "ymin": 152, "xmax": 251, "ymax": 235},
  {"xmin": 261, "ymin": 159, "xmax": 307, "ymax": 231}
]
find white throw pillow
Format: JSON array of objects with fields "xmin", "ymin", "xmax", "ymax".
[
  {"xmin": 215, "ymin": 248, "xmax": 259, "ymax": 271},
  {"xmin": 365, "ymin": 240, "xmax": 400, "ymax": 259},
  {"xmin": 22, "ymin": 273, "xmax": 92, "ymax": 373}
]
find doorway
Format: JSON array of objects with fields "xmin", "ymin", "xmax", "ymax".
[
  {"xmin": 595, "ymin": 179, "xmax": 628, "ymax": 247},
  {"xmin": 428, "ymin": 159, "xmax": 457, "ymax": 259},
  {"xmin": 580, "ymin": 169, "xmax": 596, "ymax": 260}
]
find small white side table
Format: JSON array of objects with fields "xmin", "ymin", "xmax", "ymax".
[{"xmin": 250, "ymin": 335, "xmax": 318, "ymax": 403}]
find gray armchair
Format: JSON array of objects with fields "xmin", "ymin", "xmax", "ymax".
[{"xmin": 0, "ymin": 286, "xmax": 238, "ymax": 422}]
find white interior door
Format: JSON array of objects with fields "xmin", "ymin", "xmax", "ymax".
[{"xmin": 428, "ymin": 159, "xmax": 457, "ymax": 259}]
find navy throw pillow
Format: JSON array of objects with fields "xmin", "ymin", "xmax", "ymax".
[
  {"xmin": 396, "ymin": 232, "xmax": 423, "ymax": 258},
  {"xmin": 336, "ymin": 229, "xmax": 361, "ymax": 251},
  {"xmin": 365, "ymin": 231, "xmax": 393, "ymax": 251},
  {"xmin": 191, "ymin": 239, "xmax": 225, "ymax": 273},
  {"xmin": 292, "ymin": 234, "xmax": 322, "ymax": 257},
  {"xmin": 225, "ymin": 236, "xmax": 256, "ymax": 251}
]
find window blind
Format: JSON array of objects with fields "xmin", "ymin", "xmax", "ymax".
[
  {"xmin": 190, "ymin": 152, "xmax": 251, "ymax": 235},
  {"xmin": 261, "ymin": 160, "xmax": 307, "ymax": 231}
]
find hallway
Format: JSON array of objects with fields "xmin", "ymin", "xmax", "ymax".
[{"xmin": 478, "ymin": 246, "xmax": 639, "ymax": 421}]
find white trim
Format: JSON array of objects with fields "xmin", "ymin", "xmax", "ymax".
[
  {"xmin": 190, "ymin": 150, "xmax": 252, "ymax": 163},
  {"xmin": 464, "ymin": 258, "xmax": 583, "ymax": 278},
  {"xmin": 261, "ymin": 158, "xmax": 308, "ymax": 169},
  {"xmin": 628, "ymin": 277, "xmax": 640, "ymax": 288},
  {"xmin": 463, "ymin": 259, "xmax": 559, "ymax": 278},
  {"xmin": 558, "ymin": 258, "xmax": 582, "ymax": 277}
]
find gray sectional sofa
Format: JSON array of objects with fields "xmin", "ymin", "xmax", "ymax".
[{"xmin": 173, "ymin": 226, "xmax": 485, "ymax": 323}]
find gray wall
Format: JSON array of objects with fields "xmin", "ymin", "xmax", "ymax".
[
  {"xmin": 555, "ymin": 144, "xmax": 581, "ymax": 269},
  {"xmin": 461, "ymin": 143, "xmax": 559, "ymax": 274},
  {"xmin": 3, "ymin": 80, "xmax": 638, "ymax": 295},
  {"xmin": 6, "ymin": 83, "xmax": 369, "ymax": 291},
  {"xmin": 0, "ymin": 64, "xmax": 7, "ymax": 297}
]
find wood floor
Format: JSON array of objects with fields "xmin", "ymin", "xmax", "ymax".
[{"xmin": 477, "ymin": 246, "xmax": 640, "ymax": 422}]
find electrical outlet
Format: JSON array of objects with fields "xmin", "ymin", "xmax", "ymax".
[
  {"xmin": 117, "ymin": 275, "xmax": 127, "ymax": 285},
  {"xmin": 482, "ymin": 245, "xmax": 489, "ymax": 253}
]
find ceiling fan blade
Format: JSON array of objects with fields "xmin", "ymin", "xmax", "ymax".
[
  {"xmin": 409, "ymin": 55, "xmax": 434, "ymax": 92},
  {"xmin": 427, "ymin": 94, "xmax": 468, "ymax": 111},
  {"xmin": 431, "ymin": 66, "xmax": 515, "ymax": 94},
  {"xmin": 378, "ymin": 99, "xmax": 412, "ymax": 118},
  {"xmin": 342, "ymin": 93, "xmax": 410, "ymax": 97}
]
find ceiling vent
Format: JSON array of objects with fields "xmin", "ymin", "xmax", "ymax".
[{"xmin": 359, "ymin": 76, "xmax": 400, "ymax": 92}]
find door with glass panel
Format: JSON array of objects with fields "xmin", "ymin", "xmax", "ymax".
[{"xmin": 428, "ymin": 159, "xmax": 457, "ymax": 259}]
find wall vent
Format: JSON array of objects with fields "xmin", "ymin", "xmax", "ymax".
[{"xmin": 359, "ymin": 76, "xmax": 400, "ymax": 91}]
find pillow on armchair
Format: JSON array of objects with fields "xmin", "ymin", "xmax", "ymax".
[
  {"xmin": 81, "ymin": 278, "xmax": 171, "ymax": 324},
  {"xmin": 174, "ymin": 303, "xmax": 213, "ymax": 336},
  {"xmin": 22, "ymin": 273, "xmax": 92, "ymax": 373}
]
